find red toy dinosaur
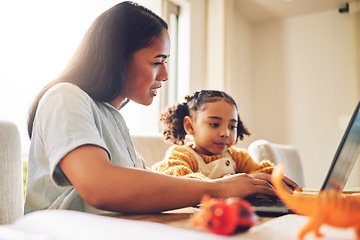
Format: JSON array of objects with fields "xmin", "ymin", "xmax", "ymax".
[
  {"xmin": 191, "ymin": 195, "xmax": 258, "ymax": 235},
  {"xmin": 271, "ymin": 165, "xmax": 360, "ymax": 240}
]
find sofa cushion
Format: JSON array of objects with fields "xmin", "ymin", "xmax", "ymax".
[
  {"xmin": 0, "ymin": 120, "xmax": 24, "ymax": 224},
  {"xmin": 131, "ymin": 134, "xmax": 172, "ymax": 168}
]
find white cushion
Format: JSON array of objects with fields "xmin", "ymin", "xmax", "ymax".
[
  {"xmin": 248, "ymin": 139, "xmax": 305, "ymax": 187},
  {"xmin": 0, "ymin": 120, "xmax": 23, "ymax": 224}
]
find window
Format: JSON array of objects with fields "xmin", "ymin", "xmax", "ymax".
[
  {"xmin": 165, "ymin": 0, "xmax": 191, "ymax": 104},
  {"xmin": 159, "ymin": 1, "xmax": 180, "ymax": 110},
  {"xmin": 0, "ymin": 0, "xmax": 188, "ymax": 154},
  {"xmin": 122, "ymin": 0, "xmax": 187, "ymax": 135},
  {"xmin": 0, "ymin": 0, "xmax": 122, "ymax": 155}
]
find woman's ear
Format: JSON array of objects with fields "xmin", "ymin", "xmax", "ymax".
[{"xmin": 183, "ymin": 116, "xmax": 195, "ymax": 135}]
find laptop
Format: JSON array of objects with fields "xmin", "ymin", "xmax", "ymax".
[{"xmin": 252, "ymin": 99, "xmax": 360, "ymax": 217}]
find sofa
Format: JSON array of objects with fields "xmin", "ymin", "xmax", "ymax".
[{"xmin": 131, "ymin": 134, "xmax": 173, "ymax": 168}]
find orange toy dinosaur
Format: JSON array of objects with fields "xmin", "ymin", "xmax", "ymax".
[{"xmin": 271, "ymin": 165, "xmax": 360, "ymax": 240}]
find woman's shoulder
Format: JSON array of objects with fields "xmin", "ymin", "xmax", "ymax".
[
  {"xmin": 41, "ymin": 83, "xmax": 92, "ymax": 104},
  {"xmin": 38, "ymin": 83, "xmax": 95, "ymax": 114},
  {"xmin": 45, "ymin": 83, "xmax": 87, "ymax": 97}
]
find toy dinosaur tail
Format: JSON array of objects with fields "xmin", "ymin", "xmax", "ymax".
[{"xmin": 271, "ymin": 164, "xmax": 316, "ymax": 215}]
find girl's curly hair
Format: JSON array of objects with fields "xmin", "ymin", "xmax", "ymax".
[{"xmin": 160, "ymin": 90, "xmax": 250, "ymax": 145}]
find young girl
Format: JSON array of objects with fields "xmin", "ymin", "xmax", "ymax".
[
  {"xmin": 25, "ymin": 2, "xmax": 299, "ymax": 215},
  {"xmin": 152, "ymin": 90, "xmax": 279, "ymax": 180}
]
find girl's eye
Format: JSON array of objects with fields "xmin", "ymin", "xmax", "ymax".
[
  {"xmin": 229, "ymin": 125, "xmax": 237, "ymax": 130},
  {"xmin": 210, "ymin": 123, "xmax": 219, "ymax": 127}
]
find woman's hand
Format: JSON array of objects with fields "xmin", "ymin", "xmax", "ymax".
[{"xmin": 211, "ymin": 173, "xmax": 277, "ymax": 199}]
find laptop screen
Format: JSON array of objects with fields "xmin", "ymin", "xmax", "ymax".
[{"xmin": 321, "ymin": 100, "xmax": 360, "ymax": 192}]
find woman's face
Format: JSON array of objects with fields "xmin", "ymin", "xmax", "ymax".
[{"xmin": 119, "ymin": 30, "xmax": 170, "ymax": 106}]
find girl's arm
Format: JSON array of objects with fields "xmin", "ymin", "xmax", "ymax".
[
  {"xmin": 59, "ymin": 145, "xmax": 277, "ymax": 214},
  {"xmin": 230, "ymin": 147, "xmax": 274, "ymax": 174},
  {"xmin": 229, "ymin": 148, "xmax": 301, "ymax": 192}
]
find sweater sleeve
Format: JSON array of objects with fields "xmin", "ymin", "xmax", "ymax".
[
  {"xmin": 228, "ymin": 147, "xmax": 274, "ymax": 174},
  {"xmin": 151, "ymin": 145, "xmax": 208, "ymax": 179}
]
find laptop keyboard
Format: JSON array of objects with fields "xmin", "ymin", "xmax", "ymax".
[
  {"xmin": 248, "ymin": 197, "xmax": 291, "ymax": 217},
  {"xmin": 250, "ymin": 197, "xmax": 285, "ymax": 208}
]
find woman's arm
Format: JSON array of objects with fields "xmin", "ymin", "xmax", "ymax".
[{"xmin": 59, "ymin": 145, "xmax": 277, "ymax": 214}]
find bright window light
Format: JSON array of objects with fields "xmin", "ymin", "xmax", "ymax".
[{"xmin": 0, "ymin": 0, "xmax": 162, "ymax": 155}]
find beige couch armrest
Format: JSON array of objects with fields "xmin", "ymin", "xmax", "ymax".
[
  {"xmin": 131, "ymin": 134, "xmax": 172, "ymax": 168},
  {"xmin": 0, "ymin": 120, "xmax": 24, "ymax": 224}
]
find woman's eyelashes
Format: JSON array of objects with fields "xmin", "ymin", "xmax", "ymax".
[{"xmin": 153, "ymin": 60, "xmax": 167, "ymax": 66}]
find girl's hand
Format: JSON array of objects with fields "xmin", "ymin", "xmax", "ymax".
[
  {"xmin": 251, "ymin": 173, "xmax": 302, "ymax": 194},
  {"xmin": 211, "ymin": 172, "xmax": 302, "ymax": 200},
  {"xmin": 281, "ymin": 175, "xmax": 303, "ymax": 192},
  {"xmin": 250, "ymin": 173, "xmax": 302, "ymax": 195}
]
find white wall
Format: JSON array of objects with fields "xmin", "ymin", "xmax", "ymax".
[
  {"xmin": 255, "ymin": 11, "xmax": 355, "ymax": 188},
  {"xmin": 188, "ymin": 0, "xmax": 207, "ymax": 92},
  {"xmin": 226, "ymin": 6, "xmax": 255, "ymax": 148},
  {"xmin": 182, "ymin": 0, "xmax": 358, "ymax": 188},
  {"xmin": 283, "ymin": 11, "xmax": 356, "ymax": 188},
  {"xmin": 232, "ymin": 10, "xmax": 357, "ymax": 188}
]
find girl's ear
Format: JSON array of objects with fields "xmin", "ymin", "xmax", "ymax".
[{"xmin": 183, "ymin": 116, "xmax": 195, "ymax": 135}]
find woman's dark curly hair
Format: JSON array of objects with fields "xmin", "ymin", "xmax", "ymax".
[{"xmin": 160, "ymin": 90, "xmax": 250, "ymax": 145}]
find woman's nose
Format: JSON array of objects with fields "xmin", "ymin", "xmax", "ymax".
[{"xmin": 157, "ymin": 65, "xmax": 168, "ymax": 82}]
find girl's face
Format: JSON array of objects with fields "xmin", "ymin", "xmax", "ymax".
[
  {"xmin": 187, "ymin": 99, "xmax": 238, "ymax": 156},
  {"xmin": 116, "ymin": 30, "xmax": 170, "ymax": 107}
]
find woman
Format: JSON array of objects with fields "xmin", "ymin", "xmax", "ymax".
[{"xmin": 25, "ymin": 1, "xmax": 298, "ymax": 215}]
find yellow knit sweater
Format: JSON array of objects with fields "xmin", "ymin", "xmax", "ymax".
[{"xmin": 151, "ymin": 143, "xmax": 274, "ymax": 179}]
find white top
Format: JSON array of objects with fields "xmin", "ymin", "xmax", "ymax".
[
  {"xmin": 182, "ymin": 145, "xmax": 236, "ymax": 179},
  {"xmin": 24, "ymin": 83, "xmax": 145, "ymax": 214}
]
